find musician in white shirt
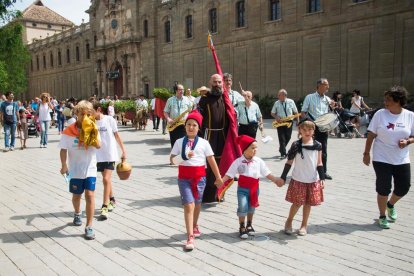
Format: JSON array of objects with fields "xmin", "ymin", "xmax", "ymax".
[{"xmin": 301, "ymin": 78, "xmax": 335, "ymax": 180}]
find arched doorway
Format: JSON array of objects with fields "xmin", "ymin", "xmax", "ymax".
[{"xmin": 108, "ymin": 61, "xmax": 123, "ymax": 98}]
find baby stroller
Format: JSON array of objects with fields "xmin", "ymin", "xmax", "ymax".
[
  {"xmin": 27, "ymin": 112, "xmax": 39, "ymax": 137},
  {"xmin": 334, "ymin": 109, "xmax": 360, "ymax": 138}
]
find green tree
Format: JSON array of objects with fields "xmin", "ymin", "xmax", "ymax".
[
  {"xmin": 0, "ymin": 21, "xmax": 30, "ymax": 95},
  {"xmin": 0, "ymin": 0, "xmax": 17, "ymax": 23},
  {"xmin": 0, "ymin": 60, "xmax": 8, "ymax": 91}
]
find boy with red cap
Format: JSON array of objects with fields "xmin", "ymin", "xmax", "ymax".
[
  {"xmin": 170, "ymin": 110, "xmax": 224, "ymax": 251},
  {"xmin": 222, "ymin": 135, "xmax": 284, "ymax": 239}
]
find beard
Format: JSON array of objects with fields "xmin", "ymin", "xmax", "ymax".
[{"xmin": 210, "ymin": 85, "xmax": 223, "ymax": 97}]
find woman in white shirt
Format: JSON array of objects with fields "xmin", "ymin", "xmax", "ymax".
[
  {"xmin": 38, "ymin": 92, "xmax": 54, "ymax": 148},
  {"xmin": 350, "ymin": 89, "xmax": 370, "ymax": 135},
  {"xmin": 363, "ymin": 86, "xmax": 414, "ymax": 229}
]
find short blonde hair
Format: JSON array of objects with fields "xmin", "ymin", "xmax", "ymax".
[{"xmin": 74, "ymin": 100, "xmax": 94, "ymax": 116}]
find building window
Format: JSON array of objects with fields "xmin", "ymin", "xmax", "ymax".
[
  {"xmin": 209, "ymin": 8, "xmax": 217, "ymax": 33},
  {"xmin": 269, "ymin": 0, "xmax": 281, "ymax": 21},
  {"xmin": 32, "ymin": 22, "xmax": 37, "ymax": 27},
  {"xmin": 43, "ymin": 55, "xmax": 46, "ymax": 69},
  {"xmin": 143, "ymin": 19, "xmax": 148, "ymax": 38},
  {"xmin": 30, "ymin": 59, "xmax": 33, "ymax": 71},
  {"xmin": 185, "ymin": 15, "xmax": 193, "ymax": 38},
  {"xmin": 50, "ymin": 52, "xmax": 54, "ymax": 67},
  {"xmin": 86, "ymin": 43, "xmax": 90, "ymax": 59},
  {"xmin": 66, "ymin": 48, "xmax": 70, "ymax": 64},
  {"xmin": 94, "ymin": 35, "xmax": 98, "ymax": 47},
  {"xmin": 165, "ymin": 20, "xmax": 171, "ymax": 43},
  {"xmin": 58, "ymin": 50, "xmax": 62, "ymax": 66},
  {"xmin": 236, "ymin": 1, "xmax": 245, "ymax": 28},
  {"xmin": 308, "ymin": 0, "xmax": 321, "ymax": 13},
  {"xmin": 48, "ymin": 24, "xmax": 52, "ymax": 28},
  {"xmin": 76, "ymin": 46, "xmax": 80, "ymax": 62},
  {"xmin": 353, "ymin": 0, "xmax": 367, "ymax": 2},
  {"xmin": 36, "ymin": 55, "xmax": 39, "ymax": 70}
]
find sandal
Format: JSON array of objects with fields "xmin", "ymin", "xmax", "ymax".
[{"xmin": 246, "ymin": 222, "xmax": 255, "ymax": 236}]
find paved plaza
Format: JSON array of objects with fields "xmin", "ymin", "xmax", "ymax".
[{"xmin": 0, "ymin": 120, "xmax": 413, "ymax": 275}]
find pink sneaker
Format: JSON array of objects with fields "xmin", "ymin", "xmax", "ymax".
[
  {"xmin": 185, "ymin": 235, "xmax": 195, "ymax": 251},
  {"xmin": 193, "ymin": 225, "xmax": 201, "ymax": 238}
]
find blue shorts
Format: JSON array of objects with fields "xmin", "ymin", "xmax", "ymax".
[
  {"xmin": 237, "ymin": 186, "xmax": 259, "ymax": 217},
  {"xmin": 178, "ymin": 177, "xmax": 206, "ymax": 205},
  {"xmin": 70, "ymin": 177, "xmax": 96, "ymax": 194}
]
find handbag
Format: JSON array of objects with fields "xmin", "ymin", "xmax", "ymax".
[{"xmin": 62, "ymin": 107, "xmax": 72, "ymax": 117}]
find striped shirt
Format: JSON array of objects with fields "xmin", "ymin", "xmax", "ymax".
[
  {"xmin": 271, "ymin": 98, "xmax": 298, "ymax": 118},
  {"xmin": 164, "ymin": 96, "xmax": 192, "ymax": 119},
  {"xmin": 301, "ymin": 92, "xmax": 332, "ymax": 120},
  {"xmin": 236, "ymin": 101, "xmax": 262, "ymax": 125}
]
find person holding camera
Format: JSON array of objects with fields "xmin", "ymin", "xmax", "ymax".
[
  {"xmin": 38, "ymin": 92, "xmax": 54, "ymax": 148},
  {"xmin": 235, "ymin": 91, "xmax": 263, "ymax": 139}
]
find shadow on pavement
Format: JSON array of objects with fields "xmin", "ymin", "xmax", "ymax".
[
  {"xmin": 0, "ymin": 224, "xmax": 79, "ymax": 244},
  {"xmin": 308, "ymin": 221, "xmax": 382, "ymax": 235},
  {"xmin": 126, "ymin": 195, "xmax": 181, "ymax": 209}
]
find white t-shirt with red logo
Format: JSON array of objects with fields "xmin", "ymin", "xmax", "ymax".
[
  {"xmin": 58, "ymin": 134, "xmax": 98, "ymax": 179},
  {"xmin": 368, "ymin": 108, "xmax": 414, "ymax": 165},
  {"xmin": 96, "ymin": 115, "xmax": 119, "ymax": 162}
]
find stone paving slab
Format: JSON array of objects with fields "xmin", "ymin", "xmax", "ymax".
[{"xmin": 0, "ymin": 120, "xmax": 413, "ymax": 275}]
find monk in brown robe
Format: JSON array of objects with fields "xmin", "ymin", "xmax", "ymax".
[{"xmin": 198, "ymin": 74, "xmax": 230, "ymax": 203}]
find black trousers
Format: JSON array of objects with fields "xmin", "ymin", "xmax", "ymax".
[
  {"xmin": 276, "ymin": 125, "xmax": 293, "ymax": 156},
  {"xmin": 169, "ymin": 124, "xmax": 186, "ymax": 148},
  {"xmin": 238, "ymin": 124, "xmax": 257, "ymax": 139},
  {"xmin": 314, "ymin": 128, "xmax": 328, "ymax": 173}
]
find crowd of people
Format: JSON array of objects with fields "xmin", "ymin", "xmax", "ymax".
[{"xmin": 1, "ymin": 77, "xmax": 412, "ymax": 252}]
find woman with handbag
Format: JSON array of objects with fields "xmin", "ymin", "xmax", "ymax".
[{"xmin": 235, "ymin": 91, "xmax": 263, "ymax": 139}]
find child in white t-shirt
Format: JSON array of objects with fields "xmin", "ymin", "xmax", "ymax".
[
  {"xmin": 222, "ymin": 135, "xmax": 283, "ymax": 239},
  {"xmin": 280, "ymin": 119, "xmax": 325, "ymax": 236},
  {"xmin": 92, "ymin": 101, "xmax": 127, "ymax": 220},
  {"xmin": 59, "ymin": 100, "xmax": 101, "ymax": 240},
  {"xmin": 170, "ymin": 110, "xmax": 223, "ymax": 251}
]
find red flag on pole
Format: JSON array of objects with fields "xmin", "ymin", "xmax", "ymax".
[{"xmin": 207, "ymin": 32, "xmax": 241, "ymax": 200}]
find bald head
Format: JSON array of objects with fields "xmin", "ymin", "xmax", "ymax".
[{"xmin": 209, "ymin": 74, "xmax": 223, "ymax": 96}]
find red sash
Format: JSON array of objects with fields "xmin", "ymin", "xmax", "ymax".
[
  {"xmin": 238, "ymin": 175, "xmax": 260, "ymax": 208},
  {"xmin": 178, "ymin": 166, "xmax": 206, "ymax": 201}
]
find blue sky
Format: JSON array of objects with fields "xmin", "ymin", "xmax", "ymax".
[{"xmin": 12, "ymin": 0, "xmax": 91, "ymax": 25}]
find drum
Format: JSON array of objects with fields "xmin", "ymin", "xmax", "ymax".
[{"xmin": 314, "ymin": 113, "xmax": 339, "ymax": 132}]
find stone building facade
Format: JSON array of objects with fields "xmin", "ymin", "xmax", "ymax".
[{"xmin": 27, "ymin": 0, "xmax": 414, "ymax": 104}]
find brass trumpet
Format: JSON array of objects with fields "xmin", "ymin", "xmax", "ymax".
[
  {"xmin": 272, "ymin": 114, "xmax": 300, "ymax": 128},
  {"xmin": 167, "ymin": 107, "xmax": 192, "ymax": 132}
]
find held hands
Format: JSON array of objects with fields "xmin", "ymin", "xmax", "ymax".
[
  {"xmin": 274, "ymin": 178, "xmax": 285, "ymax": 187},
  {"xmin": 214, "ymin": 177, "xmax": 224, "ymax": 188}
]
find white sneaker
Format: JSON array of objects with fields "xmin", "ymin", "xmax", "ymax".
[
  {"xmin": 9, "ymin": 147, "xmax": 14, "ymax": 151},
  {"xmin": 44, "ymin": 145, "xmax": 47, "ymax": 148},
  {"xmin": 40, "ymin": 145, "xmax": 43, "ymax": 148}
]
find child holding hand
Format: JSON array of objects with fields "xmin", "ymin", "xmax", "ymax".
[
  {"xmin": 170, "ymin": 110, "xmax": 223, "ymax": 251},
  {"xmin": 280, "ymin": 119, "xmax": 325, "ymax": 236},
  {"xmin": 222, "ymin": 135, "xmax": 284, "ymax": 239}
]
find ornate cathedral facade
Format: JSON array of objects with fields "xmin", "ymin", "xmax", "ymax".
[{"xmin": 26, "ymin": 0, "xmax": 414, "ymax": 102}]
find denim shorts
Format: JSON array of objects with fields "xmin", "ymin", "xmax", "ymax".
[
  {"xmin": 237, "ymin": 186, "xmax": 259, "ymax": 217},
  {"xmin": 178, "ymin": 177, "xmax": 206, "ymax": 205},
  {"xmin": 69, "ymin": 177, "xmax": 96, "ymax": 194}
]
